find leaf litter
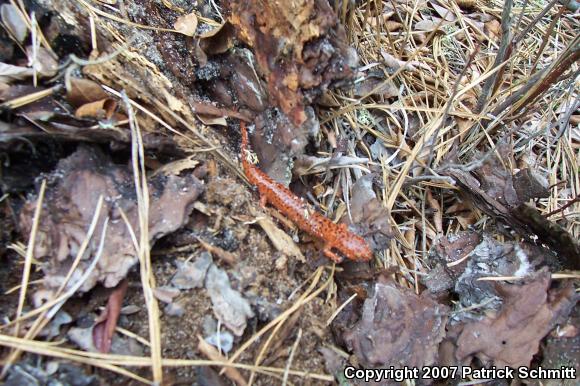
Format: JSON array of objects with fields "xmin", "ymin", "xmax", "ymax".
[{"xmin": 0, "ymin": 0, "xmax": 578, "ymax": 384}]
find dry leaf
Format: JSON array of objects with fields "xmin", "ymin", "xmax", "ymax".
[
  {"xmin": 256, "ymin": 214, "xmax": 305, "ymax": 263},
  {"xmin": 19, "ymin": 146, "xmax": 204, "ymax": 293},
  {"xmin": 205, "ymin": 265, "xmax": 254, "ymax": 336},
  {"xmin": 66, "ymin": 78, "xmax": 109, "ymax": 107},
  {"xmin": 150, "ymin": 156, "xmax": 199, "ymax": 177},
  {"xmin": 1, "ymin": 3, "xmax": 27, "ymax": 43},
  {"xmin": 74, "ymin": 98, "xmax": 117, "ymax": 120},
  {"xmin": 430, "ymin": 1, "xmax": 456, "ymax": 21},
  {"xmin": 343, "ymin": 279, "xmax": 448, "ymax": 367},
  {"xmin": 415, "ymin": 17, "xmax": 448, "ymax": 32},
  {"xmin": 485, "ymin": 19, "xmax": 501, "ymax": 39},
  {"xmin": 354, "ymin": 74, "xmax": 399, "ymax": 98},
  {"xmin": 0, "ymin": 62, "xmax": 34, "ymax": 83},
  {"xmin": 199, "ymin": 22, "xmax": 235, "ymax": 55},
  {"xmin": 174, "ymin": 12, "xmax": 198, "ymax": 36},
  {"xmin": 455, "ymin": 269, "xmax": 577, "ymax": 367},
  {"xmin": 26, "ymin": 46, "xmax": 58, "ymax": 77},
  {"xmin": 380, "ymin": 51, "xmax": 430, "ymax": 73},
  {"xmin": 456, "ymin": 0, "xmax": 477, "ymax": 9},
  {"xmin": 197, "ymin": 114, "xmax": 227, "ymax": 126}
]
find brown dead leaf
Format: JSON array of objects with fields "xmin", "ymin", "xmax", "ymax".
[
  {"xmin": 415, "ymin": 17, "xmax": 448, "ymax": 32},
  {"xmin": 74, "ymin": 98, "xmax": 117, "ymax": 120},
  {"xmin": 354, "ymin": 73, "xmax": 399, "ymax": 98},
  {"xmin": 197, "ymin": 114, "xmax": 227, "ymax": 126},
  {"xmin": 455, "ymin": 0, "xmax": 477, "ymax": 9},
  {"xmin": 19, "ymin": 146, "xmax": 204, "ymax": 293},
  {"xmin": 343, "ymin": 278, "xmax": 449, "ymax": 367},
  {"xmin": 66, "ymin": 78, "xmax": 109, "ymax": 107},
  {"xmin": 485, "ymin": 19, "xmax": 501, "ymax": 40},
  {"xmin": 423, "ymin": 232, "xmax": 482, "ymax": 294},
  {"xmin": 455, "ymin": 269, "xmax": 577, "ymax": 367},
  {"xmin": 199, "ymin": 22, "xmax": 235, "ymax": 56},
  {"xmin": 380, "ymin": 51, "xmax": 430, "ymax": 73},
  {"xmin": 174, "ymin": 12, "xmax": 198, "ymax": 37},
  {"xmin": 26, "ymin": 46, "xmax": 58, "ymax": 77},
  {"xmin": 254, "ymin": 211, "xmax": 305, "ymax": 263},
  {"xmin": 512, "ymin": 168, "xmax": 549, "ymax": 203}
]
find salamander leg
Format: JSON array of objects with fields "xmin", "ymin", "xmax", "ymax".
[
  {"xmin": 323, "ymin": 246, "xmax": 343, "ymax": 263},
  {"xmin": 259, "ymin": 194, "xmax": 268, "ymax": 209}
]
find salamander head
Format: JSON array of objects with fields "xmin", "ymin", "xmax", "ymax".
[{"xmin": 335, "ymin": 225, "xmax": 373, "ymax": 262}]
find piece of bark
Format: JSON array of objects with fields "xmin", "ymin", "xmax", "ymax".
[{"xmin": 227, "ymin": 0, "xmax": 356, "ymax": 126}]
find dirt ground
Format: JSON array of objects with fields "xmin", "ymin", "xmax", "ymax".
[{"xmin": 0, "ymin": 0, "xmax": 578, "ymax": 385}]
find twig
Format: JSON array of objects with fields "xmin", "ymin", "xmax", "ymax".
[{"xmin": 544, "ymin": 195, "xmax": 580, "ymax": 218}]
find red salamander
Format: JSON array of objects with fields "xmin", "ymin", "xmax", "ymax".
[{"xmin": 240, "ymin": 121, "xmax": 373, "ymax": 262}]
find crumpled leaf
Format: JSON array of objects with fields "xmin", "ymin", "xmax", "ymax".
[
  {"xmin": 423, "ymin": 231, "xmax": 482, "ymax": 294},
  {"xmin": 171, "ymin": 252, "xmax": 213, "ymax": 289},
  {"xmin": 74, "ymin": 98, "xmax": 118, "ymax": 120},
  {"xmin": 343, "ymin": 279, "xmax": 448, "ymax": 367},
  {"xmin": 19, "ymin": 146, "xmax": 204, "ymax": 293},
  {"xmin": 205, "ymin": 265, "xmax": 254, "ymax": 336},
  {"xmin": 349, "ymin": 174, "xmax": 392, "ymax": 251},
  {"xmin": 174, "ymin": 11, "xmax": 198, "ymax": 37},
  {"xmin": 199, "ymin": 22, "xmax": 235, "ymax": 55},
  {"xmin": 455, "ymin": 269, "xmax": 577, "ymax": 368}
]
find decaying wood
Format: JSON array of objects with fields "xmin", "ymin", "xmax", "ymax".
[
  {"xmin": 444, "ymin": 167, "xmax": 580, "ymax": 270},
  {"xmin": 226, "ymin": 0, "xmax": 355, "ymax": 126}
]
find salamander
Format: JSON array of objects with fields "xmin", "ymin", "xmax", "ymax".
[{"xmin": 240, "ymin": 121, "xmax": 373, "ymax": 262}]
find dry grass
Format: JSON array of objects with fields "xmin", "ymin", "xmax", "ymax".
[{"xmin": 1, "ymin": 0, "xmax": 578, "ymax": 384}]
